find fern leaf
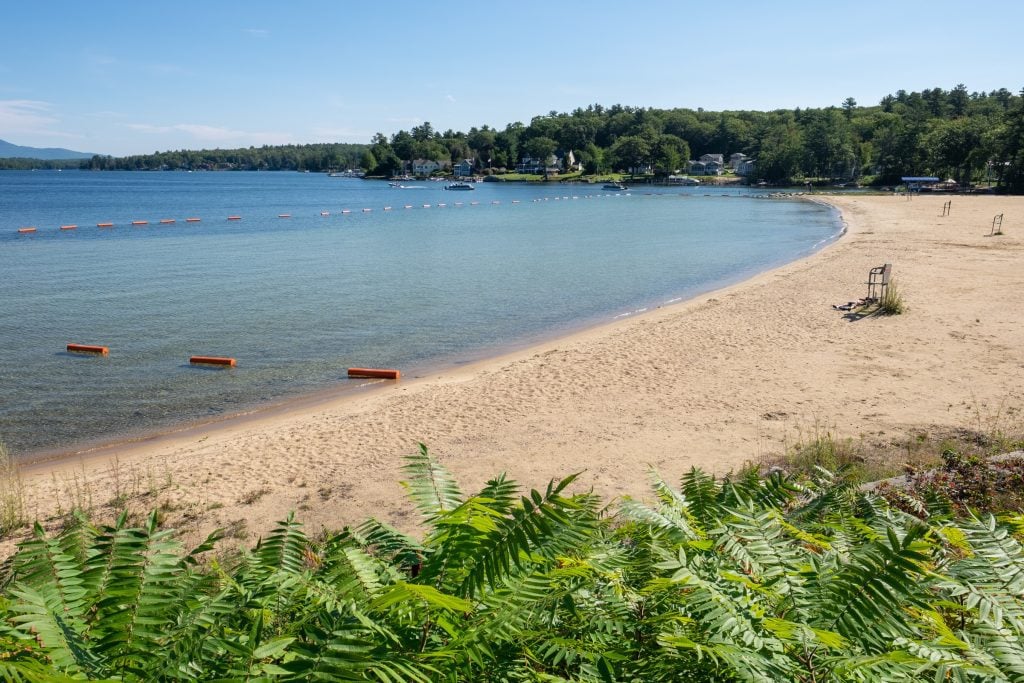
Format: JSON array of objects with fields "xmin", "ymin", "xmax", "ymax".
[{"xmin": 400, "ymin": 444, "xmax": 463, "ymax": 521}]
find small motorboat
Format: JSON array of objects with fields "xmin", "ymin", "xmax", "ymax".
[
  {"xmin": 445, "ymin": 182, "xmax": 475, "ymax": 191},
  {"xmin": 603, "ymin": 183, "xmax": 628, "ymax": 191}
]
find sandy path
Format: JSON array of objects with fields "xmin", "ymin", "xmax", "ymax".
[{"xmin": 7, "ymin": 194, "xmax": 1023, "ymax": 552}]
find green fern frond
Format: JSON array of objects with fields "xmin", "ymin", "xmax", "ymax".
[
  {"xmin": 254, "ymin": 512, "xmax": 310, "ymax": 576},
  {"xmin": 680, "ymin": 468, "xmax": 721, "ymax": 530},
  {"xmin": 401, "ymin": 444, "xmax": 463, "ymax": 521}
]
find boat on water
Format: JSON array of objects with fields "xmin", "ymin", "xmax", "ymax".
[
  {"xmin": 603, "ymin": 183, "xmax": 628, "ymax": 191},
  {"xmin": 445, "ymin": 182, "xmax": 475, "ymax": 191}
]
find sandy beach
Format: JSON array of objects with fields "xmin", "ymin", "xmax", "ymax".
[{"xmin": 6, "ymin": 194, "xmax": 1023, "ymax": 552}]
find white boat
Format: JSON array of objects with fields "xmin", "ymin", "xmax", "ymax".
[
  {"xmin": 603, "ymin": 183, "xmax": 628, "ymax": 191},
  {"xmin": 445, "ymin": 182, "xmax": 475, "ymax": 191}
]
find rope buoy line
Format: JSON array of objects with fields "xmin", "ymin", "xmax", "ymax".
[{"xmin": 12, "ymin": 192, "xmax": 644, "ymax": 234}]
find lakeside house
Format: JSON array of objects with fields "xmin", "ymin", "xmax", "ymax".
[
  {"xmin": 453, "ymin": 159, "xmax": 474, "ymax": 177},
  {"xmin": 688, "ymin": 159, "xmax": 723, "ymax": 176},
  {"xmin": 700, "ymin": 153, "xmax": 725, "ymax": 165},
  {"xmin": 729, "ymin": 153, "xmax": 748, "ymax": 169},
  {"xmin": 412, "ymin": 159, "xmax": 447, "ymax": 176},
  {"xmin": 516, "ymin": 156, "xmax": 563, "ymax": 175},
  {"xmin": 735, "ymin": 158, "xmax": 756, "ymax": 176}
]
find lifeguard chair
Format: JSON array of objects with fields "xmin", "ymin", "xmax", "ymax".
[{"xmin": 867, "ymin": 263, "xmax": 892, "ymax": 300}]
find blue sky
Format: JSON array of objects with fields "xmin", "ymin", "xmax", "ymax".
[{"xmin": 2, "ymin": 0, "xmax": 1021, "ymax": 156}]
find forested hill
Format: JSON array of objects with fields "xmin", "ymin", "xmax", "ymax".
[
  {"xmin": 78, "ymin": 142, "xmax": 369, "ymax": 173},
  {"xmin": 14, "ymin": 84, "xmax": 1024, "ymax": 192}
]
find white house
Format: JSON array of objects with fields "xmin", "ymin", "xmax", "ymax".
[
  {"xmin": 412, "ymin": 159, "xmax": 443, "ymax": 176},
  {"xmin": 699, "ymin": 153, "xmax": 725, "ymax": 165},
  {"xmin": 729, "ymin": 153, "xmax": 748, "ymax": 169}
]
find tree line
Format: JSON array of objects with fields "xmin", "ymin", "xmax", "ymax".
[{"xmin": 4, "ymin": 84, "xmax": 1022, "ymax": 191}]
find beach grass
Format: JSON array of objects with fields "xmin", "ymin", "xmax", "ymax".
[{"xmin": 0, "ymin": 440, "xmax": 27, "ymax": 537}]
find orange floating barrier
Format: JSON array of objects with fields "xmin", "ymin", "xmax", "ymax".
[
  {"xmin": 404, "ymin": 205, "xmax": 413, "ymax": 209},
  {"xmin": 60, "ymin": 224, "xmax": 77, "ymax": 230},
  {"xmin": 17, "ymin": 227, "xmax": 37, "ymax": 233},
  {"xmin": 227, "ymin": 216, "xmax": 242, "ymax": 221},
  {"xmin": 97, "ymin": 222, "xmax": 114, "ymax": 227},
  {"xmin": 67, "ymin": 343, "xmax": 109, "ymax": 356},
  {"xmin": 159, "ymin": 219, "xmax": 175, "ymax": 224},
  {"xmin": 362, "ymin": 208, "xmax": 372, "ymax": 212},
  {"xmin": 384, "ymin": 206, "xmax": 392, "ymax": 211},
  {"xmin": 189, "ymin": 355, "xmax": 236, "ymax": 367},
  {"xmin": 341, "ymin": 209, "xmax": 351, "ymax": 214},
  {"xmin": 185, "ymin": 217, "xmax": 201, "ymax": 223},
  {"xmin": 348, "ymin": 367, "xmax": 400, "ymax": 380},
  {"xmin": 131, "ymin": 220, "xmax": 148, "ymax": 225},
  {"xmin": 278, "ymin": 214, "xmax": 291, "ymax": 218},
  {"xmin": 320, "ymin": 211, "xmax": 330, "ymax": 216}
]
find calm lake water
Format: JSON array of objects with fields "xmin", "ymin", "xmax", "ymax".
[{"xmin": 0, "ymin": 171, "xmax": 840, "ymax": 460}]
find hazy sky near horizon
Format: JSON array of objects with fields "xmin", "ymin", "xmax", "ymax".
[{"xmin": 2, "ymin": 0, "xmax": 1021, "ymax": 156}]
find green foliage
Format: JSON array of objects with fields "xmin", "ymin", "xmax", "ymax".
[
  {"xmin": 4, "ymin": 447, "xmax": 1024, "ymax": 680},
  {"xmin": 0, "ymin": 441, "xmax": 27, "ymax": 537},
  {"xmin": 878, "ymin": 279, "xmax": 906, "ymax": 315},
  {"xmin": 59, "ymin": 85, "xmax": 1024, "ymax": 187}
]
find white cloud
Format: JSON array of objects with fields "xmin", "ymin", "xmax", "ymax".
[
  {"xmin": 0, "ymin": 99, "xmax": 59, "ymax": 133},
  {"xmin": 125, "ymin": 121, "xmax": 295, "ymax": 146},
  {"xmin": 446, "ymin": 94, "xmax": 456, "ymax": 103}
]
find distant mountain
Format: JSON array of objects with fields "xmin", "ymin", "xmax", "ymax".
[{"xmin": 0, "ymin": 139, "xmax": 96, "ymax": 160}]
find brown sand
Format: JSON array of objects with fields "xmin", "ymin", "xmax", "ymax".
[{"xmin": 6, "ymin": 194, "xmax": 1024, "ymax": 552}]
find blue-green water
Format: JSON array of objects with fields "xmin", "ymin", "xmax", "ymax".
[{"xmin": 0, "ymin": 171, "xmax": 840, "ymax": 459}]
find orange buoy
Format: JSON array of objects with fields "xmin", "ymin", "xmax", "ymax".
[
  {"xmin": 278, "ymin": 214, "xmax": 291, "ymax": 218},
  {"xmin": 185, "ymin": 217, "xmax": 201, "ymax": 223},
  {"xmin": 17, "ymin": 227, "xmax": 37, "ymax": 233},
  {"xmin": 320, "ymin": 211, "xmax": 330, "ymax": 216},
  {"xmin": 362, "ymin": 208, "xmax": 372, "ymax": 212},
  {"xmin": 341, "ymin": 209, "xmax": 351, "ymax": 214},
  {"xmin": 404, "ymin": 205, "xmax": 412, "ymax": 209},
  {"xmin": 189, "ymin": 355, "xmax": 236, "ymax": 367},
  {"xmin": 384, "ymin": 206, "xmax": 392, "ymax": 211},
  {"xmin": 227, "ymin": 216, "xmax": 242, "ymax": 221},
  {"xmin": 97, "ymin": 222, "xmax": 114, "ymax": 227},
  {"xmin": 131, "ymin": 220, "xmax": 148, "ymax": 225},
  {"xmin": 60, "ymin": 224, "xmax": 77, "ymax": 230},
  {"xmin": 159, "ymin": 219, "xmax": 175, "ymax": 224},
  {"xmin": 347, "ymin": 367, "xmax": 400, "ymax": 380},
  {"xmin": 67, "ymin": 343, "xmax": 109, "ymax": 355}
]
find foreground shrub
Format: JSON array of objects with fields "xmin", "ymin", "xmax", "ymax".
[
  {"xmin": 2, "ymin": 446, "xmax": 1024, "ymax": 681},
  {"xmin": 878, "ymin": 279, "xmax": 906, "ymax": 315}
]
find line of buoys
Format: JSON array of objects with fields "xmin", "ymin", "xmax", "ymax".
[
  {"xmin": 22, "ymin": 191, "xmax": 624, "ymax": 236},
  {"xmin": 348, "ymin": 367, "xmax": 400, "ymax": 380},
  {"xmin": 67, "ymin": 343, "xmax": 109, "ymax": 355},
  {"xmin": 189, "ymin": 355, "xmax": 236, "ymax": 367}
]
